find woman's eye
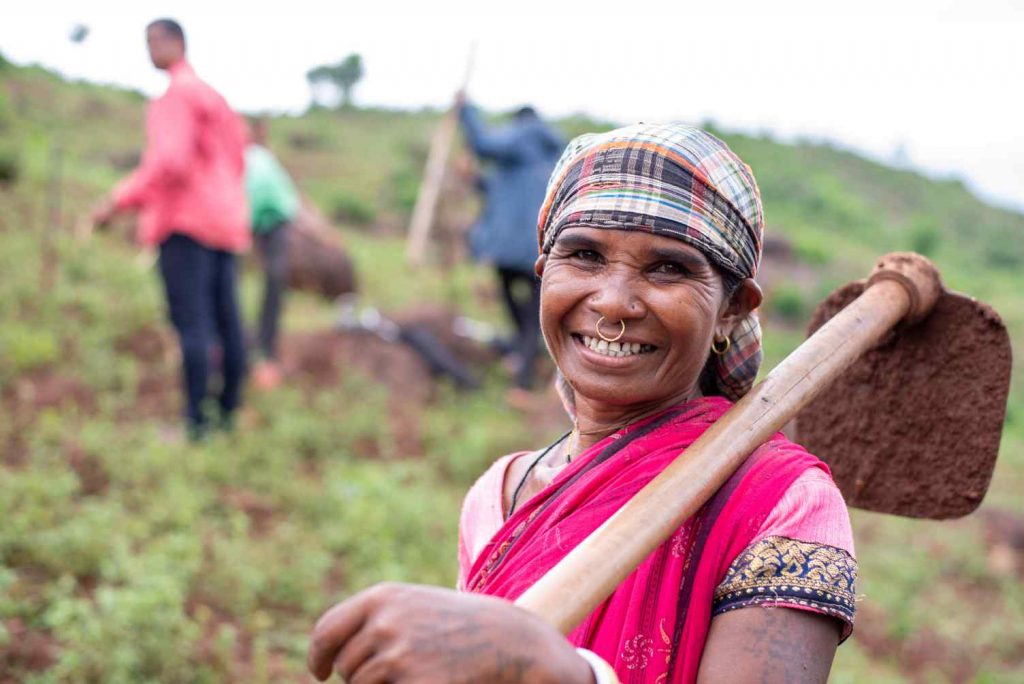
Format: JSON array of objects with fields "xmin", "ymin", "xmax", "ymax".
[
  {"xmin": 572, "ymin": 249, "xmax": 602, "ymax": 263},
  {"xmin": 652, "ymin": 261, "xmax": 688, "ymax": 275}
]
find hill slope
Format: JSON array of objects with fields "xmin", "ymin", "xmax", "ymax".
[{"xmin": 2, "ymin": 60, "xmax": 1022, "ymax": 683}]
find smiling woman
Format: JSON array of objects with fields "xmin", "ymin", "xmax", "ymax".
[{"xmin": 308, "ymin": 124, "xmax": 857, "ymax": 684}]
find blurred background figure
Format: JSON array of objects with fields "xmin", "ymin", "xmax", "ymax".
[
  {"xmin": 92, "ymin": 18, "xmax": 250, "ymax": 441},
  {"xmin": 456, "ymin": 92, "xmax": 563, "ymax": 405},
  {"xmin": 246, "ymin": 116, "xmax": 299, "ymax": 390}
]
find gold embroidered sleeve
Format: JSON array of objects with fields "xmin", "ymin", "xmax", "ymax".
[{"xmin": 712, "ymin": 535, "xmax": 857, "ymax": 640}]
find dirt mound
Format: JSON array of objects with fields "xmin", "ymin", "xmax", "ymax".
[
  {"xmin": 282, "ymin": 329, "xmax": 431, "ymax": 455},
  {"xmin": 392, "ymin": 304, "xmax": 501, "ymax": 369},
  {"xmin": 285, "ymin": 204, "xmax": 358, "ymax": 300}
]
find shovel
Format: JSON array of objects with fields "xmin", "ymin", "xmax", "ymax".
[{"xmin": 514, "ymin": 252, "xmax": 1012, "ymax": 634}]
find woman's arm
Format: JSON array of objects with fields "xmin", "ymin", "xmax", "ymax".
[{"xmin": 697, "ymin": 608, "xmax": 841, "ymax": 684}]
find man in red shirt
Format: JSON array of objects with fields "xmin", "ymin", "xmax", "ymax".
[{"xmin": 94, "ymin": 18, "xmax": 250, "ymax": 440}]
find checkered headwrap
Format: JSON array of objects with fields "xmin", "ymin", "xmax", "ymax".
[{"xmin": 538, "ymin": 123, "xmax": 764, "ymax": 401}]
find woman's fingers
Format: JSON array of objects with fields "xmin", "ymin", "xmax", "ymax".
[
  {"xmin": 308, "ymin": 585, "xmax": 392, "ymax": 681},
  {"xmin": 330, "ymin": 614, "xmax": 383, "ymax": 682},
  {"xmin": 348, "ymin": 647, "xmax": 405, "ymax": 684}
]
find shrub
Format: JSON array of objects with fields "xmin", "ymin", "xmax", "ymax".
[
  {"xmin": 985, "ymin": 244, "xmax": 1022, "ymax": 270},
  {"xmin": 0, "ymin": 145, "xmax": 19, "ymax": 185},
  {"xmin": 0, "ymin": 325, "xmax": 60, "ymax": 374},
  {"xmin": 388, "ymin": 163, "xmax": 422, "ymax": 215},
  {"xmin": 330, "ymin": 190, "xmax": 376, "ymax": 226},
  {"xmin": 908, "ymin": 217, "xmax": 941, "ymax": 256},
  {"xmin": 768, "ymin": 283, "xmax": 808, "ymax": 323}
]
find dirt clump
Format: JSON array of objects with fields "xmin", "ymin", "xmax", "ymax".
[
  {"xmin": 2, "ymin": 368, "xmax": 97, "ymax": 467},
  {"xmin": 66, "ymin": 441, "xmax": 109, "ymax": 496},
  {"xmin": 221, "ymin": 488, "xmax": 278, "ymax": 537},
  {"xmin": 978, "ymin": 508, "xmax": 1024, "ymax": 577},
  {"xmin": 116, "ymin": 324, "xmax": 173, "ymax": 364},
  {"xmin": 0, "ymin": 618, "xmax": 58, "ymax": 681},
  {"xmin": 3, "ymin": 368, "xmax": 96, "ymax": 415}
]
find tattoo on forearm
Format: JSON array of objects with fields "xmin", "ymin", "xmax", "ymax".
[{"xmin": 742, "ymin": 609, "xmax": 834, "ymax": 684}]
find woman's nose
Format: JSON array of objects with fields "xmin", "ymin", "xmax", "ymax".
[{"xmin": 588, "ymin": 272, "xmax": 646, "ymax": 321}]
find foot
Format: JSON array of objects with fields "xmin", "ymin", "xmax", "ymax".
[
  {"xmin": 187, "ymin": 422, "xmax": 211, "ymax": 444},
  {"xmin": 252, "ymin": 360, "xmax": 283, "ymax": 391}
]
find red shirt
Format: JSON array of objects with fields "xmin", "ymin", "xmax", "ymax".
[{"xmin": 113, "ymin": 60, "xmax": 250, "ymax": 252}]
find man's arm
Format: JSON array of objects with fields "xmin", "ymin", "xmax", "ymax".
[
  {"xmin": 111, "ymin": 91, "xmax": 195, "ymax": 210},
  {"xmin": 697, "ymin": 608, "xmax": 841, "ymax": 683},
  {"xmin": 459, "ymin": 104, "xmax": 526, "ymax": 163}
]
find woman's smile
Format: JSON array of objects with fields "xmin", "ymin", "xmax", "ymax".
[{"xmin": 572, "ymin": 332, "xmax": 657, "ymax": 362}]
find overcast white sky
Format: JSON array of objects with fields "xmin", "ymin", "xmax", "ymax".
[{"xmin": 3, "ymin": 1, "xmax": 1023, "ymax": 211}]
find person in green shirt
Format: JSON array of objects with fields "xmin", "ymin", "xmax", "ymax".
[{"xmin": 245, "ymin": 117, "xmax": 299, "ymax": 389}]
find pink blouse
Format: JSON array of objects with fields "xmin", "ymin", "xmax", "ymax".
[{"xmin": 457, "ymin": 451, "xmax": 857, "ymax": 635}]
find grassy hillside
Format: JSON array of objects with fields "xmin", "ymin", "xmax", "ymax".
[{"xmin": 1, "ymin": 58, "xmax": 1022, "ymax": 683}]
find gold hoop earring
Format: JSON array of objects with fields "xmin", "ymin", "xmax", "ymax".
[
  {"xmin": 596, "ymin": 316, "xmax": 626, "ymax": 343},
  {"xmin": 711, "ymin": 336, "xmax": 731, "ymax": 356}
]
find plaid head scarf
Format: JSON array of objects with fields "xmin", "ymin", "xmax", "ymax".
[{"xmin": 537, "ymin": 122, "xmax": 764, "ymax": 402}]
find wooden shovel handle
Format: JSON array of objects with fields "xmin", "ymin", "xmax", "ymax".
[
  {"xmin": 406, "ymin": 45, "xmax": 477, "ymax": 266},
  {"xmin": 514, "ymin": 253, "xmax": 943, "ymax": 634}
]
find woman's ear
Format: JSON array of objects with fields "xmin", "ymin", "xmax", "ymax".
[
  {"xmin": 534, "ymin": 254, "xmax": 547, "ymax": 278},
  {"xmin": 716, "ymin": 279, "xmax": 763, "ymax": 338}
]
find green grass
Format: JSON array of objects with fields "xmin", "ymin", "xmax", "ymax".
[{"xmin": 2, "ymin": 60, "xmax": 1023, "ymax": 682}]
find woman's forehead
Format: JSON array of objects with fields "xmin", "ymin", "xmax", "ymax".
[{"xmin": 554, "ymin": 226, "xmax": 711, "ymax": 263}]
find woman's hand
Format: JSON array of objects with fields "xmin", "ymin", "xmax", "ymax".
[{"xmin": 308, "ymin": 582, "xmax": 595, "ymax": 684}]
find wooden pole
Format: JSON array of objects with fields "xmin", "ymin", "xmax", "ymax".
[
  {"xmin": 514, "ymin": 254, "xmax": 943, "ymax": 634},
  {"xmin": 405, "ymin": 45, "xmax": 476, "ymax": 266}
]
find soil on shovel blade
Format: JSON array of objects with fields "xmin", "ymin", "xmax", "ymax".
[{"xmin": 796, "ymin": 282, "xmax": 1012, "ymax": 519}]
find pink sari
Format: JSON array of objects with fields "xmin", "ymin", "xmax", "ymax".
[{"xmin": 465, "ymin": 397, "xmax": 826, "ymax": 684}]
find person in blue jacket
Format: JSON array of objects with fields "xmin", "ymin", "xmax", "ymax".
[{"xmin": 457, "ymin": 92, "xmax": 564, "ymax": 398}]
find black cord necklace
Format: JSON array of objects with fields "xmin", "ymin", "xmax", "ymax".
[{"xmin": 506, "ymin": 430, "xmax": 572, "ymax": 519}]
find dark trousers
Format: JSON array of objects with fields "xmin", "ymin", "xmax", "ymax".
[
  {"xmin": 158, "ymin": 233, "xmax": 247, "ymax": 429},
  {"xmin": 497, "ymin": 266, "xmax": 542, "ymax": 390},
  {"xmin": 254, "ymin": 222, "xmax": 290, "ymax": 361}
]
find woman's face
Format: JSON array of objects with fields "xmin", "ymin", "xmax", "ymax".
[{"xmin": 539, "ymin": 227, "xmax": 744, "ymax": 411}]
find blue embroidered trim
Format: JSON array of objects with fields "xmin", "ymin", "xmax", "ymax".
[{"xmin": 712, "ymin": 536, "xmax": 857, "ymax": 639}]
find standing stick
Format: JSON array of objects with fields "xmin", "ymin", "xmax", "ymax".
[
  {"xmin": 514, "ymin": 254, "xmax": 943, "ymax": 634},
  {"xmin": 405, "ymin": 45, "xmax": 476, "ymax": 266}
]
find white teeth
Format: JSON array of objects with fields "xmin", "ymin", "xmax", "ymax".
[{"xmin": 578, "ymin": 334, "xmax": 651, "ymax": 358}]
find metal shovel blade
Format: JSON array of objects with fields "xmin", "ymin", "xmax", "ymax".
[{"xmin": 794, "ymin": 282, "xmax": 1012, "ymax": 519}]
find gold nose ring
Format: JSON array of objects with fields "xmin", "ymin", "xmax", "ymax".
[{"xmin": 596, "ymin": 316, "xmax": 626, "ymax": 343}]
